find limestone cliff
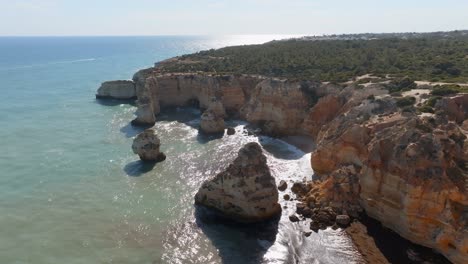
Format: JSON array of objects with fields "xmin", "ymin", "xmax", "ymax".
[
  {"xmin": 131, "ymin": 73, "xmax": 263, "ymax": 126},
  {"xmin": 96, "ymin": 80, "xmax": 136, "ymax": 100},
  {"xmin": 129, "ymin": 72, "xmax": 336, "ymax": 137},
  {"xmin": 309, "ymin": 91, "xmax": 468, "ymax": 264}
]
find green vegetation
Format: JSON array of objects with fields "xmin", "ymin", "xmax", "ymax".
[
  {"xmin": 416, "ymin": 95, "xmax": 441, "ymax": 113},
  {"xmin": 426, "ymin": 96, "xmax": 442, "ymax": 107},
  {"xmin": 396, "ymin": 96, "xmax": 416, "ymax": 108},
  {"xmin": 430, "ymin": 84, "xmax": 468, "ymax": 96},
  {"xmin": 159, "ymin": 31, "xmax": 468, "ymax": 83},
  {"xmin": 417, "ymin": 105, "xmax": 435, "ymax": 113},
  {"xmin": 385, "ymin": 77, "xmax": 418, "ymax": 93}
]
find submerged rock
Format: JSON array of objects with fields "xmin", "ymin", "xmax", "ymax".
[
  {"xmin": 278, "ymin": 180, "xmax": 288, "ymax": 191},
  {"xmin": 96, "ymin": 80, "xmax": 136, "ymax": 100},
  {"xmin": 132, "ymin": 128, "xmax": 166, "ymax": 162},
  {"xmin": 289, "ymin": 214, "xmax": 300, "ymax": 222},
  {"xmin": 195, "ymin": 142, "xmax": 281, "ymax": 222},
  {"xmin": 227, "ymin": 127, "xmax": 236, "ymax": 135}
]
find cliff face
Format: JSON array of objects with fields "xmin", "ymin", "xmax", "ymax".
[
  {"xmin": 131, "ymin": 72, "xmax": 326, "ymax": 136},
  {"xmin": 134, "ymin": 72, "xmax": 361, "ymax": 137},
  {"xmin": 96, "ymin": 80, "xmax": 136, "ymax": 99},
  {"xmin": 132, "ymin": 73, "xmax": 261, "ymax": 125},
  {"xmin": 310, "ymin": 92, "xmax": 468, "ymax": 263},
  {"xmin": 240, "ymin": 79, "xmax": 311, "ymax": 135},
  {"xmin": 102, "ymin": 69, "xmax": 467, "ymax": 263}
]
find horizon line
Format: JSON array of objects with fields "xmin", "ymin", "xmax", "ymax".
[{"xmin": 0, "ymin": 29, "xmax": 467, "ymax": 38}]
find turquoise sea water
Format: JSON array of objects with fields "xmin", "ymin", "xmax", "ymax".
[
  {"xmin": 0, "ymin": 36, "xmax": 449, "ymax": 264},
  {"xmin": 0, "ymin": 35, "xmax": 362, "ymax": 264}
]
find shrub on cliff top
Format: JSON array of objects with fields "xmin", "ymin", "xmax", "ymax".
[
  {"xmin": 157, "ymin": 32, "xmax": 468, "ymax": 83},
  {"xmin": 431, "ymin": 85, "xmax": 458, "ymax": 96},
  {"xmin": 385, "ymin": 77, "xmax": 417, "ymax": 93},
  {"xmin": 417, "ymin": 105, "xmax": 435, "ymax": 113},
  {"xmin": 396, "ymin": 96, "xmax": 416, "ymax": 107},
  {"xmin": 430, "ymin": 84, "xmax": 467, "ymax": 96},
  {"xmin": 426, "ymin": 96, "xmax": 442, "ymax": 107}
]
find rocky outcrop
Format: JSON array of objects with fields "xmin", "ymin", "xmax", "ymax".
[
  {"xmin": 132, "ymin": 69, "xmax": 159, "ymax": 126},
  {"xmin": 132, "ymin": 128, "xmax": 166, "ymax": 162},
  {"xmin": 435, "ymin": 93, "xmax": 468, "ymax": 124},
  {"xmin": 96, "ymin": 80, "xmax": 136, "ymax": 99},
  {"xmin": 239, "ymin": 79, "xmax": 313, "ymax": 136},
  {"xmin": 227, "ymin": 127, "xmax": 236, "ymax": 135},
  {"xmin": 200, "ymin": 110, "xmax": 225, "ymax": 134},
  {"xmin": 200, "ymin": 98, "xmax": 226, "ymax": 134},
  {"xmin": 195, "ymin": 142, "xmax": 281, "ymax": 222},
  {"xmin": 308, "ymin": 94, "xmax": 468, "ymax": 263}
]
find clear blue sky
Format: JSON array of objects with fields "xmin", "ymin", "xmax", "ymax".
[{"xmin": 1, "ymin": 0, "xmax": 467, "ymax": 36}]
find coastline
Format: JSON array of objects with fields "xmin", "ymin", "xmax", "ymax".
[
  {"xmin": 97, "ymin": 33, "xmax": 467, "ymax": 263},
  {"xmin": 99, "ymin": 68, "xmax": 465, "ymax": 263}
]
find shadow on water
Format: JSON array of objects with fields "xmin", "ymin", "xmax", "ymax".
[
  {"xmin": 124, "ymin": 160, "xmax": 157, "ymax": 177},
  {"xmin": 258, "ymin": 136, "xmax": 310, "ymax": 160},
  {"xmin": 196, "ymin": 131, "xmax": 225, "ymax": 144},
  {"xmin": 157, "ymin": 106, "xmax": 201, "ymax": 126},
  {"xmin": 95, "ymin": 98, "xmax": 136, "ymax": 107},
  {"xmin": 195, "ymin": 205, "xmax": 280, "ymax": 264},
  {"xmin": 360, "ymin": 215, "xmax": 451, "ymax": 264}
]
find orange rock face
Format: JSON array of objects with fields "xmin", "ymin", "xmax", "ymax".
[
  {"xmin": 311, "ymin": 93, "xmax": 468, "ymax": 263},
  {"xmin": 240, "ymin": 79, "xmax": 312, "ymax": 135}
]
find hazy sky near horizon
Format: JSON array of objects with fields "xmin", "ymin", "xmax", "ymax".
[{"xmin": 1, "ymin": 0, "xmax": 467, "ymax": 36}]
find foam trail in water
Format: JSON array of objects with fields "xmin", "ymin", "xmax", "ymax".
[{"xmin": 0, "ymin": 58, "xmax": 97, "ymax": 71}]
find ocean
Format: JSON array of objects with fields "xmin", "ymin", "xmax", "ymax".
[{"xmin": 0, "ymin": 36, "xmax": 447, "ymax": 264}]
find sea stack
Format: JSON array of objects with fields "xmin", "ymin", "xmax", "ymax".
[
  {"xmin": 200, "ymin": 97, "xmax": 226, "ymax": 134},
  {"xmin": 132, "ymin": 128, "xmax": 166, "ymax": 162},
  {"xmin": 195, "ymin": 142, "xmax": 281, "ymax": 222}
]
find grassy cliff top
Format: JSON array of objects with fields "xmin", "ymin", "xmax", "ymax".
[{"xmin": 156, "ymin": 31, "xmax": 468, "ymax": 83}]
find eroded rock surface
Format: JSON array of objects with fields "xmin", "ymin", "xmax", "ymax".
[
  {"xmin": 200, "ymin": 98, "xmax": 226, "ymax": 134},
  {"xmin": 96, "ymin": 80, "xmax": 136, "ymax": 99},
  {"xmin": 132, "ymin": 128, "xmax": 166, "ymax": 162},
  {"xmin": 308, "ymin": 92, "xmax": 468, "ymax": 263},
  {"xmin": 435, "ymin": 93, "xmax": 468, "ymax": 123},
  {"xmin": 195, "ymin": 142, "xmax": 281, "ymax": 222}
]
